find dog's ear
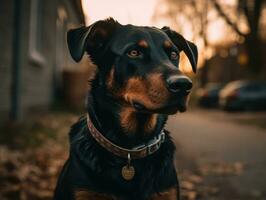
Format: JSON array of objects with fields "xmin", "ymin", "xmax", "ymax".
[
  {"xmin": 67, "ymin": 18, "xmax": 120, "ymax": 62},
  {"xmin": 162, "ymin": 26, "xmax": 198, "ymax": 73}
]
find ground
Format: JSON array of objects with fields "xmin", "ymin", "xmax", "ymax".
[
  {"xmin": 0, "ymin": 112, "xmax": 76, "ymax": 200},
  {"xmin": 167, "ymin": 109, "xmax": 266, "ymax": 200},
  {"xmin": 0, "ymin": 109, "xmax": 265, "ymax": 200}
]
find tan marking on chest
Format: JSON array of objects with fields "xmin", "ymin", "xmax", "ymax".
[
  {"xmin": 75, "ymin": 190, "xmax": 115, "ymax": 200},
  {"xmin": 119, "ymin": 106, "xmax": 158, "ymax": 134},
  {"xmin": 150, "ymin": 187, "xmax": 177, "ymax": 200}
]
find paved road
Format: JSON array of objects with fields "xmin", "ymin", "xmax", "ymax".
[{"xmin": 166, "ymin": 109, "xmax": 266, "ymax": 198}]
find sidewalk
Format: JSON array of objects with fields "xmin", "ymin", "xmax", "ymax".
[{"xmin": 168, "ymin": 110, "xmax": 266, "ymax": 200}]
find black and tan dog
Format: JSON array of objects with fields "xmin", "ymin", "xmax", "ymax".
[{"xmin": 53, "ymin": 18, "xmax": 197, "ymax": 200}]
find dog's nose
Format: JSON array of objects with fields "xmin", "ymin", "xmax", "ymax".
[{"xmin": 166, "ymin": 76, "xmax": 193, "ymax": 94}]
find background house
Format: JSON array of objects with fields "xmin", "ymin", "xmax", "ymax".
[{"xmin": 0, "ymin": 0, "xmax": 88, "ymax": 122}]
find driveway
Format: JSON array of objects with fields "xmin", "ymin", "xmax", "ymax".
[{"xmin": 167, "ymin": 109, "xmax": 266, "ymax": 199}]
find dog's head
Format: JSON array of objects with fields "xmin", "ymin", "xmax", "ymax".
[{"xmin": 67, "ymin": 18, "xmax": 197, "ymax": 115}]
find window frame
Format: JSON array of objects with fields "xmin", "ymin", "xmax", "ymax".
[{"xmin": 28, "ymin": 0, "xmax": 45, "ymax": 66}]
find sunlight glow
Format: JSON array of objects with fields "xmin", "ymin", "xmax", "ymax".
[
  {"xmin": 81, "ymin": 0, "xmax": 199, "ymax": 72},
  {"xmin": 81, "ymin": 0, "xmax": 238, "ymax": 72},
  {"xmin": 82, "ymin": 0, "xmax": 159, "ymax": 26}
]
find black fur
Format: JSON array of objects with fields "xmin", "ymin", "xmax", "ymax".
[
  {"xmin": 54, "ymin": 18, "xmax": 198, "ymax": 200},
  {"xmin": 54, "ymin": 116, "xmax": 178, "ymax": 200}
]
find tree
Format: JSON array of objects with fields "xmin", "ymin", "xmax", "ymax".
[
  {"xmin": 212, "ymin": 0, "xmax": 266, "ymax": 75},
  {"xmin": 154, "ymin": 0, "xmax": 266, "ymax": 77}
]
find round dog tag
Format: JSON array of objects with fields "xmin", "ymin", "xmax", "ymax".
[{"xmin": 121, "ymin": 165, "xmax": 135, "ymax": 181}]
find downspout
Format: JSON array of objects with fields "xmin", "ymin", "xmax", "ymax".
[{"xmin": 10, "ymin": 0, "xmax": 23, "ymax": 120}]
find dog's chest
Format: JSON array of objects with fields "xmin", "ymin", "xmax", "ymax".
[{"xmin": 74, "ymin": 187, "xmax": 178, "ymax": 200}]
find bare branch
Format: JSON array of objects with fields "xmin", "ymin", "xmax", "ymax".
[
  {"xmin": 211, "ymin": 0, "xmax": 246, "ymax": 37},
  {"xmin": 252, "ymin": 0, "xmax": 263, "ymax": 36}
]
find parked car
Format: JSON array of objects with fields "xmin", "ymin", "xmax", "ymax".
[
  {"xmin": 197, "ymin": 83, "xmax": 225, "ymax": 108},
  {"xmin": 219, "ymin": 80, "xmax": 266, "ymax": 111}
]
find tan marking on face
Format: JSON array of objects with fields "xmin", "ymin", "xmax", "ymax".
[
  {"xmin": 106, "ymin": 66, "xmax": 121, "ymax": 96},
  {"xmin": 138, "ymin": 39, "xmax": 149, "ymax": 48},
  {"xmin": 119, "ymin": 107, "xmax": 138, "ymax": 133},
  {"xmin": 75, "ymin": 190, "xmax": 115, "ymax": 200},
  {"xmin": 147, "ymin": 73, "xmax": 169, "ymax": 105},
  {"xmin": 87, "ymin": 64, "xmax": 97, "ymax": 91},
  {"xmin": 150, "ymin": 187, "xmax": 177, "ymax": 200},
  {"xmin": 121, "ymin": 74, "xmax": 169, "ymax": 110},
  {"xmin": 144, "ymin": 114, "xmax": 158, "ymax": 133},
  {"xmin": 164, "ymin": 40, "xmax": 173, "ymax": 49},
  {"xmin": 118, "ymin": 74, "xmax": 169, "ymax": 134},
  {"xmin": 106, "ymin": 67, "xmax": 115, "ymax": 90}
]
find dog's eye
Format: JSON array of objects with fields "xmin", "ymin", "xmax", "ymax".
[
  {"xmin": 127, "ymin": 49, "xmax": 142, "ymax": 58},
  {"xmin": 170, "ymin": 51, "xmax": 179, "ymax": 60}
]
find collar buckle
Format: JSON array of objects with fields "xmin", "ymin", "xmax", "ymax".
[{"xmin": 147, "ymin": 142, "xmax": 160, "ymax": 155}]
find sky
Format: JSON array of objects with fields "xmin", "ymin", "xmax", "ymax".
[{"xmin": 82, "ymin": 0, "xmax": 159, "ymax": 26}]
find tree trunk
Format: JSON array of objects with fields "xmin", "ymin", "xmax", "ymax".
[
  {"xmin": 242, "ymin": 0, "xmax": 264, "ymax": 77},
  {"xmin": 245, "ymin": 34, "xmax": 262, "ymax": 76}
]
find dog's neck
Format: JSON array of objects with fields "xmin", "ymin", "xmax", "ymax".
[{"xmin": 87, "ymin": 80, "xmax": 167, "ymax": 148}]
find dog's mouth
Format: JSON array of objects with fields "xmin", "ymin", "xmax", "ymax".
[{"xmin": 132, "ymin": 100, "xmax": 187, "ymax": 114}]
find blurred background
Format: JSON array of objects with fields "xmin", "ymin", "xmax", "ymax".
[{"xmin": 0, "ymin": 0, "xmax": 266, "ymax": 199}]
